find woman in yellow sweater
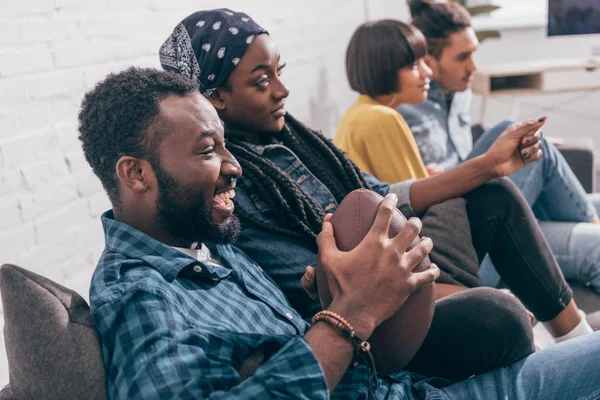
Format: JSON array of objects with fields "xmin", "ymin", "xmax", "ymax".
[
  {"xmin": 336, "ymin": 19, "xmax": 546, "ymax": 211},
  {"xmin": 334, "ymin": 21, "xmax": 434, "ymax": 183}
]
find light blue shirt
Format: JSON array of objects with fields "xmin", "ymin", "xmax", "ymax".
[{"xmin": 397, "ymin": 81, "xmax": 473, "ymax": 171}]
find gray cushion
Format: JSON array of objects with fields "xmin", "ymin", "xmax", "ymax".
[
  {"xmin": 0, "ymin": 385, "xmax": 15, "ymax": 400},
  {"xmin": 420, "ymin": 197, "xmax": 481, "ymax": 288},
  {"xmin": 0, "ymin": 264, "xmax": 107, "ymax": 400}
]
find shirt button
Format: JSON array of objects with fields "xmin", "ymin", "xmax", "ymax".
[
  {"xmin": 296, "ymin": 175, "xmax": 307, "ymax": 184},
  {"xmin": 193, "ymin": 265, "xmax": 202, "ymax": 273},
  {"xmin": 324, "ymin": 203, "xmax": 336, "ymax": 211},
  {"xmin": 285, "ymin": 312, "xmax": 293, "ymax": 320}
]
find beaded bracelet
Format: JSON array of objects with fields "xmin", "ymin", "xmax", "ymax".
[{"xmin": 312, "ymin": 310, "xmax": 376, "ymax": 371}]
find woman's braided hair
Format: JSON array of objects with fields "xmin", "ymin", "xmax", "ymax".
[{"xmin": 226, "ymin": 114, "xmax": 369, "ymax": 249}]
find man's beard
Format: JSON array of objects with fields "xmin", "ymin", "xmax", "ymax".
[
  {"xmin": 154, "ymin": 165, "xmax": 240, "ymax": 245},
  {"xmin": 439, "ymin": 65, "xmax": 471, "ymax": 93}
]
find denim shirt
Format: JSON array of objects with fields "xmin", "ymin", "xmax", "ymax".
[
  {"xmin": 397, "ymin": 81, "xmax": 473, "ymax": 171},
  {"xmin": 233, "ymin": 142, "xmax": 392, "ymax": 317}
]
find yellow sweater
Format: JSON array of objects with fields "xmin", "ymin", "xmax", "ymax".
[{"xmin": 334, "ymin": 95, "xmax": 429, "ymax": 183}]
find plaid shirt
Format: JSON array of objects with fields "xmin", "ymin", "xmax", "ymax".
[
  {"xmin": 397, "ymin": 81, "xmax": 473, "ymax": 171},
  {"xmin": 90, "ymin": 211, "xmax": 446, "ymax": 400}
]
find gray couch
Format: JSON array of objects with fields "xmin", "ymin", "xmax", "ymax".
[
  {"xmin": 0, "ymin": 134, "xmax": 597, "ymax": 398},
  {"xmin": 2, "ymin": 261, "xmax": 600, "ymax": 400},
  {"xmin": 0, "ymin": 264, "xmax": 107, "ymax": 400}
]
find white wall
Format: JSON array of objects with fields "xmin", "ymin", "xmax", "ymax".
[
  {"xmin": 0, "ymin": 0, "xmax": 411, "ymax": 386},
  {"xmin": 470, "ymin": 0, "xmax": 600, "ymax": 152}
]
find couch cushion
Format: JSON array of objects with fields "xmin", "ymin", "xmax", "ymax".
[
  {"xmin": 0, "ymin": 385, "xmax": 15, "ymax": 400},
  {"xmin": 0, "ymin": 264, "xmax": 107, "ymax": 400}
]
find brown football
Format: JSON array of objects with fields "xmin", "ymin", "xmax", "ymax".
[{"xmin": 316, "ymin": 189, "xmax": 436, "ymax": 374}]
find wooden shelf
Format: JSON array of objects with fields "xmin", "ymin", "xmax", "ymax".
[{"xmin": 472, "ymin": 59, "xmax": 600, "ymax": 96}]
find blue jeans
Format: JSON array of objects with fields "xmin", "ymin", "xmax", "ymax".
[
  {"xmin": 469, "ymin": 120, "xmax": 598, "ymax": 222},
  {"xmin": 438, "ymin": 331, "xmax": 600, "ymax": 399},
  {"xmin": 470, "ymin": 121, "xmax": 600, "ymax": 292},
  {"xmin": 539, "ymin": 220, "xmax": 600, "ymax": 292}
]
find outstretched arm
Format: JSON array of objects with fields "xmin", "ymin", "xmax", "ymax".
[{"xmin": 409, "ymin": 118, "xmax": 545, "ymax": 214}]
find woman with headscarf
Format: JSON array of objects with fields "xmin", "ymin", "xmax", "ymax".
[{"xmin": 159, "ymin": 9, "xmax": 591, "ymax": 380}]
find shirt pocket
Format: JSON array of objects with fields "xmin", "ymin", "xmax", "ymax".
[{"xmin": 285, "ymin": 162, "xmax": 338, "ymax": 212}]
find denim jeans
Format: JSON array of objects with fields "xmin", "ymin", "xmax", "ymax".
[
  {"xmin": 470, "ymin": 121, "xmax": 600, "ymax": 292},
  {"xmin": 469, "ymin": 120, "xmax": 598, "ymax": 222},
  {"xmin": 438, "ymin": 331, "xmax": 600, "ymax": 400},
  {"xmin": 463, "ymin": 179, "xmax": 572, "ymax": 322},
  {"xmin": 539, "ymin": 220, "xmax": 600, "ymax": 293}
]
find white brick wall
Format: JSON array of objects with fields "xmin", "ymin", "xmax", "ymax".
[
  {"xmin": 0, "ymin": 0, "xmax": 409, "ymax": 386},
  {"xmin": 4, "ymin": 0, "xmax": 596, "ymax": 390}
]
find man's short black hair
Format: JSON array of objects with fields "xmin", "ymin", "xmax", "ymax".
[
  {"xmin": 346, "ymin": 19, "xmax": 427, "ymax": 98},
  {"xmin": 78, "ymin": 67, "xmax": 199, "ymax": 210},
  {"xmin": 408, "ymin": 0, "xmax": 472, "ymax": 59}
]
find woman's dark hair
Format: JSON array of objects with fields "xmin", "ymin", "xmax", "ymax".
[
  {"xmin": 225, "ymin": 116, "xmax": 369, "ymax": 249},
  {"xmin": 346, "ymin": 19, "xmax": 427, "ymax": 97},
  {"xmin": 78, "ymin": 67, "xmax": 198, "ymax": 211},
  {"xmin": 408, "ymin": 0, "xmax": 471, "ymax": 59}
]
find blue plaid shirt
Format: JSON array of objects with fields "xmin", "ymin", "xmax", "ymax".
[{"xmin": 90, "ymin": 211, "xmax": 446, "ymax": 399}]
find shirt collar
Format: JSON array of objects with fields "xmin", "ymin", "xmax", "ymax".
[
  {"xmin": 101, "ymin": 210, "xmax": 231, "ymax": 282},
  {"xmin": 427, "ymin": 80, "xmax": 447, "ymax": 108}
]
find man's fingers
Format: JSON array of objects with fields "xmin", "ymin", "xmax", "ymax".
[
  {"xmin": 301, "ymin": 266, "xmax": 316, "ymax": 287},
  {"xmin": 316, "ymin": 215, "xmax": 338, "ymax": 256},
  {"xmin": 301, "ymin": 266, "xmax": 319, "ymax": 300},
  {"xmin": 369, "ymin": 193, "xmax": 398, "ymax": 239},
  {"xmin": 403, "ymin": 236, "xmax": 433, "ymax": 271},
  {"xmin": 407, "ymin": 264, "xmax": 440, "ymax": 291},
  {"xmin": 392, "ymin": 218, "xmax": 424, "ymax": 254}
]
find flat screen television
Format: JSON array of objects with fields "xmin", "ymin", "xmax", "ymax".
[{"xmin": 548, "ymin": 0, "xmax": 600, "ymax": 36}]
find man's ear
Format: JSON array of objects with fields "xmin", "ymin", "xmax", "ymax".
[
  {"xmin": 207, "ymin": 88, "xmax": 227, "ymax": 112},
  {"xmin": 115, "ymin": 156, "xmax": 154, "ymax": 193}
]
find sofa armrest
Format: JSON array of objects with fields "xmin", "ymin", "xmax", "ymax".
[
  {"xmin": 558, "ymin": 139, "xmax": 595, "ymax": 193},
  {"xmin": 0, "ymin": 385, "xmax": 15, "ymax": 400}
]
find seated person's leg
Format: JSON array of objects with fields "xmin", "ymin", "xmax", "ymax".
[
  {"xmin": 470, "ymin": 120, "xmax": 598, "ymax": 223},
  {"xmin": 406, "ymin": 288, "xmax": 534, "ymax": 381},
  {"xmin": 468, "ymin": 120, "xmax": 513, "ymax": 159},
  {"xmin": 532, "ymin": 137, "xmax": 598, "ymax": 222},
  {"xmin": 481, "ymin": 221, "xmax": 600, "ymax": 300},
  {"xmin": 464, "ymin": 178, "xmax": 591, "ymax": 339},
  {"xmin": 540, "ymin": 221, "xmax": 600, "ymax": 295},
  {"xmin": 440, "ymin": 332, "xmax": 600, "ymax": 400},
  {"xmin": 404, "ymin": 198, "xmax": 535, "ymax": 380}
]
